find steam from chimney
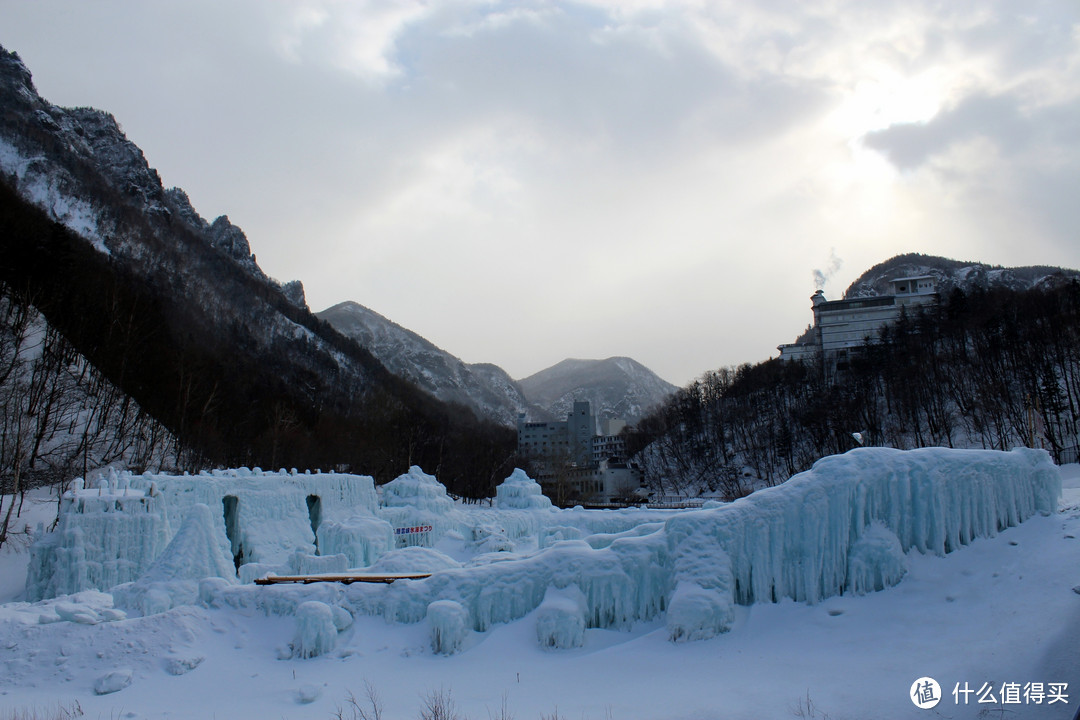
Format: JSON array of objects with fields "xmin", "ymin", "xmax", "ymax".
[{"xmin": 813, "ymin": 248, "xmax": 843, "ymax": 291}]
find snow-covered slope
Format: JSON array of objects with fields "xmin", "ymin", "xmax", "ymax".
[
  {"xmin": 519, "ymin": 357, "xmax": 677, "ymax": 425},
  {"xmin": 317, "ymin": 301, "xmax": 540, "ymax": 427},
  {"xmin": 844, "ymin": 253, "xmax": 1080, "ymax": 299}
]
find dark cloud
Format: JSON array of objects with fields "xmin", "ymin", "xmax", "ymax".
[{"xmin": 864, "ymin": 94, "xmax": 1027, "ymax": 170}]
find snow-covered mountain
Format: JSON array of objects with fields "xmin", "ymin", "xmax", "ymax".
[
  {"xmin": 0, "ymin": 45, "xmax": 513, "ymax": 485},
  {"xmin": 317, "ymin": 302, "xmax": 675, "ymax": 428},
  {"xmin": 843, "ymin": 253, "xmax": 1080, "ymax": 299},
  {"xmin": 518, "ymin": 357, "xmax": 677, "ymax": 426},
  {"xmin": 317, "ymin": 301, "xmax": 540, "ymax": 427}
]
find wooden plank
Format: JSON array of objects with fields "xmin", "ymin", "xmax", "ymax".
[{"xmin": 253, "ymin": 572, "xmax": 432, "ymax": 586}]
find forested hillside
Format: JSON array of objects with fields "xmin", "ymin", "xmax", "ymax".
[{"xmin": 630, "ymin": 284, "xmax": 1080, "ymax": 497}]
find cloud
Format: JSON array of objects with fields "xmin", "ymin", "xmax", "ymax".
[
  {"xmin": 866, "ymin": 93, "xmax": 1040, "ymax": 170},
  {"xmin": 3, "ymin": 0, "xmax": 1079, "ymax": 384},
  {"xmin": 271, "ymin": 0, "xmax": 431, "ymax": 82}
]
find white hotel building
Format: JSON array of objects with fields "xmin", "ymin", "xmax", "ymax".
[{"xmin": 778, "ymin": 276, "xmax": 939, "ymax": 363}]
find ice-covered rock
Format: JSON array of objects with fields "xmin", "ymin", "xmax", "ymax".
[
  {"xmin": 360, "ymin": 535, "xmax": 669, "ymax": 633},
  {"xmin": 94, "ymin": 668, "xmax": 133, "ymax": 695},
  {"xmin": 584, "ymin": 522, "xmax": 664, "ymax": 550},
  {"xmin": 427, "ymin": 600, "xmax": 469, "ymax": 655},
  {"xmin": 474, "ymin": 533, "xmax": 514, "ymax": 554},
  {"xmin": 165, "ymin": 656, "xmax": 204, "ymax": 676},
  {"xmin": 238, "ymin": 562, "xmax": 285, "ymax": 585},
  {"xmin": 535, "ymin": 584, "xmax": 588, "ymax": 649},
  {"xmin": 198, "ymin": 577, "xmax": 233, "ymax": 606},
  {"xmin": 53, "ymin": 602, "xmax": 101, "ymax": 625},
  {"xmin": 469, "ymin": 523, "xmax": 514, "ymax": 553},
  {"xmin": 496, "ymin": 469, "xmax": 554, "ymax": 510},
  {"xmin": 292, "ymin": 601, "xmax": 338, "ymax": 659}
]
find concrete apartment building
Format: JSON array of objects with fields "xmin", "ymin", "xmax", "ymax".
[
  {"xmin": 779, "ymin": 276, "xmax": 939, "ymax": 363},
  {"xmin": 517, "ymin": 401, "xmax": 595, "ymax": 466},
  {"xmin": 516, "ymin": 403, "xmax": 643, "ymax": 504}
]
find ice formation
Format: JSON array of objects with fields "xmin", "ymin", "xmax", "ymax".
[
  {"xmin": 665, "ymin": 531, "xmax": 735, "ymax": 642},
  {"xmin": 496, "ymin": 469, "xmax": 554, "ymax": 510},
  {"xmin": 139, "ymin": 504, "xmax": 236, "ymax": 583},
  {"xmin": 535, "ymin": 584, "xmax": 587, "ymax": 649},
  {"xmin": 666, "ymin": 582, "xmax": 733, "ymax": 643},
  {"xmin": 662, "ymin": 447, "xmax": 1058, "ymax": 607},
  {"xmin": 23, "ymin": 447, "xmax": 1062, "ymax": 652},
  {"xmin": 112, "ymin": 503, "xmax": 237, "ymax": 616},
  {"xmin": 332, "ymin": 605, "xmax": 354, "ymax": 632},
  {"xmin": 427, "ymin": 599, "xmax": 469, "ymax": 655},
  {"xmin": 365, "ymin": 546, "xmax": 462, "ymax": 574},
  {"xmin": 317, "ymin": 516, "xmax": 394, "ymax": 567},
  {"xmin": 381, "ymin": 466, "xmax": 455, "ymax": 513},
  {"xmin": 26, "ymin": 483, "xmax": 170, "ymax": 601},
  {"xmin": 286, "ymin": 551, "xmax": 349, "ymax": 576},
  {"xmin": 379, "ymin": 466, "xmax": 461, "ymax": 545},
  {"xmin": 845, "ymin": 521, "xmax": 907, "ymax": 595},
  {"xmin": 27, "ymin": 468, "xmax": 381, "ymax": 599},
  {"xmin": 468, "ymin": 523, "xmax": 515, "ymax": 553},
  {"xmin": 332, "ymin": 447, "xmax": 1057, "ymax": 643},
  {"xmin": 292, "ymin": 601, "xmax": 338, "ymax": 658}
]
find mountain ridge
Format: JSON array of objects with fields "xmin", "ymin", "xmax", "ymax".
[
  {"xmin": 843, "ymin": 252, "xmax": 1080, "ymax": 299},
  {"xmin": 317, "ymin": 300, "xmax": 676, "ymax": 428},
  {"xmin": 316, "ymin": 300, "xmax": 543, "ymax": 427}
]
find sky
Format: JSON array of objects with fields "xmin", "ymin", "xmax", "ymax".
[{"xmin": 2, "ymin": 1, "xmax": 1079, "ymax": 386}]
